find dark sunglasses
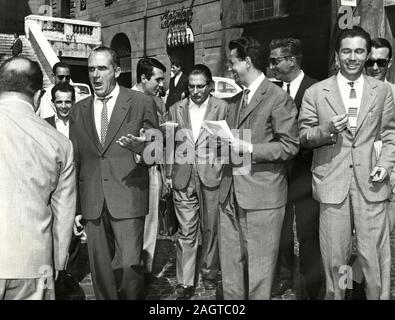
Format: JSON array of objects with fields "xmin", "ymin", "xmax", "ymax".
[
  {"xmin": 365, "ymin": 59, "xmax": 389, "ymax": 68},
  {"xmin": 269, "ymin": 56, "xmax": 293, "ymax": 66},
  {"xmin": 57, "ymin": 75, "xmax": 71, "ymax": 80}
]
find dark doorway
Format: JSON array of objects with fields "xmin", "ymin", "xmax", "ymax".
[
  {"xmin": 111, "ymin": 33, "xmax": 132, "ymax": 88},
  {"xmin": 167, "ymin": 44, "xmax": 195, "ymax": 75},
  {"xmin": 0, "ymin": 0, "xmax": 32, "ymax": 34},
  {"xmin": 242, "ymin": 0, "xmax": 332, "ymax": 81}
]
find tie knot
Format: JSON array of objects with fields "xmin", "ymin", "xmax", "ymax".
[
  {"xmin": 348, "ymin": 82, "xmax": 355, "ymax": 88},
  {"xmin": 244, "ymin": 89, "xmax": 250, "ymax": 96},
  {"xmin": 98, "ymin": 96, "xmax": 112, "ymax": 105}
]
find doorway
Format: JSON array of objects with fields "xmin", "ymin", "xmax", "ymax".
[{"xmin": 111, "ymin": 33, "xmax": 132, "ymax": 88}]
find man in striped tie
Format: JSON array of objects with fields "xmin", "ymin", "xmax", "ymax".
[{"xmin": 299, "ymin": 26, "xmax": 395, "ymax": 300}]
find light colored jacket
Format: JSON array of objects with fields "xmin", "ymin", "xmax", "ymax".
[
  {"xmin": 0, "ymin": 98, "xmax": 76, "ymax": 278},
  {"xmin": 298, "ymin": 75, "xmax": 395, "ymax": 204}
]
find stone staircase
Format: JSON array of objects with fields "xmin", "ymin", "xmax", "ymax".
[{"xmin": 0, "ymin": 33, "xmax": 53, "ymax": 87}]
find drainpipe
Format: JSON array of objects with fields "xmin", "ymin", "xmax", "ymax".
[{"xmin": 143, "ymin": 0, "xmax": 148, "ymax": 58}]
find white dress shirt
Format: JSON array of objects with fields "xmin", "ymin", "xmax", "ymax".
[
  {"xmin": 337, "ymin": 72, "xmax": 364, "ymax": 128},
  {"xmin": 245, "ymin": 72, "xmax": 266, "ymax": 103},
  {"xmin": 189, "ymin": 97, "xmax": 209, "ymax": 143},
  {"xmin": 54, "ymin": 115, "xmax": 70, "ymax": 138},
  {"xmin": 174, "ymin": 71, "xmax": 183, "ymax": 87},
  {"xmin": 94, "ymin": 84, "xmax": 120, "ymax": 139},
  {"xmin": 282, "ymin": 70, "xmax": 304, "ymax": 99}
]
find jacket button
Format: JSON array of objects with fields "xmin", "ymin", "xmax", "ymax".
[
  {"xmin": 352, "ymin": 145, "xmax": 356, "ymax": 149},
  {"xmin": 349, "ymin": 165, "xmax": 353, "ymax": 168},
  {"xmin": 103, "ymin": 178, "xmax": 109, "ymax": 182}
]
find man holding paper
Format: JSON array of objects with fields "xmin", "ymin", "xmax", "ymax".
[
  {"xmin": 166, "ymin": 64, "xmax": 228, "ymax": 299},
  {"xmin": 219, "ymin": 36, "xmax": 299, "ymax": 299}
]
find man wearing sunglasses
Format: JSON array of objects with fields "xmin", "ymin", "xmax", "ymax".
[
  {"xmin": 37, "ymin": 62, "xmax": 72, "ymax": 119},
  {"xmin": 269, "ymin": 38, "xmax": 323, "ymax": 299}
]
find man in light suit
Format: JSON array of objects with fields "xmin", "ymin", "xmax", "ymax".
[
  {"xmin": 299, "ymin": 26, "xmax": 395, "ymax": 300},
  {"xmin": 0, "ymin": 57, "xmax": 76, "ymax": 300},
  {"xmin": 72, "ymin": 47, "xmax": 158, "ymax": 300},
  {"xmin": 269, "ymin": 38, "xmax": 323, "ymax": 299},
  {"xmin": 165, "ymin": 57, "xmax": 189, "ymax": 111},
  {"xmin": 219, "ymin": 36, "xmax": 299, "ymax": 300},
  {"xmin": 166, "ymin": 64, "xmax": 228, "ymax": 299}
]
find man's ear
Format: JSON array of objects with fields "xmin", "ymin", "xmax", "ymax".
[
  {"xmin": 114, "ymin": 66, "xmax": 121, "ymax": 79},
  {"xmin": 335, "ymin": 52, "xmax": 340, "ymax": 70},
  {"xmin": 33, "ymin": 89, "xmax": 43, "ymax": 112},
  {"xmin": 141, "ymin": 74, "xmax": 147, "ymax": 83},
  {"xmin": 388, "ymin": 58, "xmax": 393, "ymax": 69},
  {"xmin": 245, "ymin": 56, "xmax": 252, "ymax": 69}
]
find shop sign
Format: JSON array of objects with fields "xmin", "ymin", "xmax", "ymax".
[
  {"xmin": 341, "ymin": 0, "xmax": 357, "ymax": 7},
  {"xmin": 167, "ymin": 24, "xmax": 194, "ymax": 48},
  {"xmin": 161, "ymin": 7, "xmax": 193, "ymax": 29}
]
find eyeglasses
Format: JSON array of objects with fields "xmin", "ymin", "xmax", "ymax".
[
  {"xmin": 188, "ymin": 84, "xmax": 208, "ymax": 90},
  {"xmin": 365, "ymin": 59, "xmax": 389, "ymax": 68},
  {"xmin": 269, "ymin": 56, "xmax": 293, "ymax": 66},
  {"xmin": 57, "ymin": 75, "xmax": 71, "ymax": 81}
]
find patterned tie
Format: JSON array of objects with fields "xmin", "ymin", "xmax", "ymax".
[
  {"xmin": 238, "ymin": 88, "xmax": 250, "ymax": 125},
  {"xmin": 286, "ymin": 83, "xmax": 291, "ymax": 95},
  {"xmin": 347, "ymin": 82, "xmax": 357, "ymax": 135},
  {"xmin": 99, "ymin": 96, "xmax": 112, "ymax": 145}
]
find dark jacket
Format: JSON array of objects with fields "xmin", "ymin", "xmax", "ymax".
[{"xmin": 165, "ymin": 72, "xmax": 189, "ymax": 110}]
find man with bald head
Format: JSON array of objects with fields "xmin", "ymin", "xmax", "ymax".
[{"xmin": 0, "ymin": 57, "xmax": 76, "ymax": 300}]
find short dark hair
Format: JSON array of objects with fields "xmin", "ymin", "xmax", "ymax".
[
  {"xmin": 52, "ymin": 61, "xmax": 70, "ymax": 75},
  {"xmin": 335, "ymin": 26, "xmax": 371, "ymax": 54},
  {"xmin": 51, "ymin": 82, "xmax": 75, "ymax": 102},
  {"xmin": 189, "ymin": 64, "xmax": 213, "ymax": 84},
  {"xmin": 170, "ymin": 56, "xmax": 183, "ymax": 69},
  {"xmin": 0, "ymin": 57, "xmax": 43, "ymax": 98},
  {"xmin": 14, "ymin": 32, "xmax": 19, "ymax": 37},
  {"xmin": 371, "ymin": 37, "xmax": 393, "ymax": 60},
  {"xmin": 228, "ymin": 36, "xmax": 265, "ymax": 71},
  {"xmin": 136, "ymin": 58, "xmax": 166, "ymax": 83},
  {"xmin": 269, "ymin": 38, "xmax": 303, "ymax": 66},
  {"xmin": 91, "ymin": 46, "xmax": 120, "ymax": 67}
]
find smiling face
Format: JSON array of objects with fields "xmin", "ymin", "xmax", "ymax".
[
  {"xmin": 53, "ymin": 90, "xmax": 73, "ymax": 121},
  {"xmin": 269, "ymin": 47, "xmax": 293, "ymax": 81},
  {"xmin": 88, "ymin": 51, "xmax": 121, "ymax": 97},
  {"xmin": 337, "ymin": 36, "xmax": 368, "ymax": 81},
  {"xmin": 142, "ymin": 67, "xmax": 165, "ymax": 96},
  {"xmin": 228, "ymin": 48, "xmax": 249, "ymax": 87}
]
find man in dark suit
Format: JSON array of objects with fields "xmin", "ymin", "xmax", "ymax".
[
  {"xmin": 166, "ymin": 64, "xmax": 228, "ymax": 299},
  {"xmin": 71, "ymin": 46, "xmax": 158, "ymax": 300},
  {"xmin": 219, "ymin": 37, "xmax": 299, "ymax": 299},
  {"xmin": 10, "ymin": 33, "xmax": 22, "ymax": 57},
  {"xmin": 165, "ymin": 57, "xmax": 189, "ymax": 111},
  {"xmin": 269, "ymin": 38, "xmax": 323, "ymax": 299}
]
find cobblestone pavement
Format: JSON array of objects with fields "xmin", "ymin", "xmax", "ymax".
[{"xmin": 64, "ymin": 232, "xmax": 395, "ymax": 300}]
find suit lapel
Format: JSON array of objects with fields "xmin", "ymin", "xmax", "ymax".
[
  {"xmin": 102, "ymin": 86, "xmax": 131, "ymax": 153},
  {"xmin": 81, "ymin": 96, "xmax": 102, "ymax": 152},
  {"xmin": 355, "ymin": 76, "xmax": 377, "ymax": 134},
  {"xmin": 294, "ymin": 75, "xmax": 309, "ymax": 109},
  {"xmin": 323, "ymin": 76, "xmax": 348, "ymax": 116},
  {"xmin": 176, "ymin": 99, "xmax": 194, "ymax": 142},
  {"xmin": 238, "ymin": 78, "xmax": 267, "ymax": 128}
]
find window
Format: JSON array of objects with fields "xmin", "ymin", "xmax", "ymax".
[
  {"xmin": 217, "ymin": 82, "xmax": 237, "ymax": 94},
  {"xmin": 243, "ymin": 0, "xmax": 275, "ymax": 21}
]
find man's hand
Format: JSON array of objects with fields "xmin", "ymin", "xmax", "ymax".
[
  {"xmin": 116, "ymin": 128, "xmax": 146, "ymax": 151},
  {"xmin": 230, "ymin": 138, "xmax": 252, "ymax": 154},
  {"xmin": 329, "ymin": 113, "xmax": 348, "ymax": 134},
  {"xmin": 73, "ymin": 215, "xmax": 84, "ymax": 236},
  {"xmin": 166, "ymin": 178, "xmax": 173, "ymax": 189},
  {"xmin": 370, "ymin": 166, "xmax": 388, "ymax": 183}
]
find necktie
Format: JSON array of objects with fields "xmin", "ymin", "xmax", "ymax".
[
  {"xmin": 347, "ymin": 82, "xmax": 357, "ymax": 135},
  {"xmin": 238, "ymin": 88, "xmax": 250, "ymax": 125},
  {"xmin": 99, "ymin": 96, "xmax": 112, "ymax": 145},
  {"xmin": 286, "ymin": 83, "xmax": 291, "ymax": 95}
]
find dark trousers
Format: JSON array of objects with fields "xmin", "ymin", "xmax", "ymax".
[
  {"xmin": 277, "ymin": 197, "xmax": 323, "ymax": 299},
  {"xmin": 85, "ymin": 203, "xmax": 145, "ymax": 300}
]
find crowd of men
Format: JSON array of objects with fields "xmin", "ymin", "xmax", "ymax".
[{"xmin": 1, "ymin": 25, "xmax": 395, "ymax": 300}]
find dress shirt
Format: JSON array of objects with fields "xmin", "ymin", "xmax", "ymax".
[
  {"xmin": 245, "ymin": 72, "xmax": 266, "ymax": 103},
  {"xmin": 94, "ymin": 84, "xmax": 120, "ymax": 139},
  {"xmin": 189, "ymin": 97, "xmax": 209, "ymax": 143},
  {"xmin": 174, "ymin": 72, "xmax": 183, "ymax": 87},
  {"xmin": 282, "ymin": 70, "xmax": 305, "ymax": 99},
  {"xmin": 337, "ymin": 72, "xmax": 364, "ymax": 128},
  {"xmin": 55, "ymin": 115, "xmax": 70, "ymax": 138}
]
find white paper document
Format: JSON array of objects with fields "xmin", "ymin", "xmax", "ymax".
[{"xmin": 202, "ymin": 120, "xmax": 234, "ymax": 142}]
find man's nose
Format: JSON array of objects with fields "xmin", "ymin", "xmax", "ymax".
[
  {"xmin": 373, "ymin": 62, "xmax": 379, "ymax": 70},
  {"xmin": 193, "ymin": 87, "xmax": 199, "ymax": 94},
  {"xmin": 227, "ymin": 65, "xmax": 232, "ymax": 72},
  {"xmin": 350, "ymin": 51, "xmax": 357, "ymax": 60}
]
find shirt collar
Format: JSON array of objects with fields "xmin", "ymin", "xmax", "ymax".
[
  {"xmin": 54, "ymin": 113, "xmax": 69, "ymax": 124},
  {"xmin": 245, "ymin": 72, "xmax": 266, "ymax": 96},
  {"xmin": 337, "ymin": 72, "xmax": 364, "ymax": 86},
  {"xmin": 189, "ymin": 96, "xmax": 209, "ymax": 109},
  {"xmin": 94, "ymin": 84, "xmax": 120, "ymax": 103},
  {"xmin": 286, "ymin": 70, "xmax": 304, "ymax": 86}
]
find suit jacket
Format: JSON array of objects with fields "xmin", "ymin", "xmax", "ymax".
[
  {"xmin": 71, "ymin": 86, "xmax": 159, "ymax": 220},
  {"xmin": 11, "ymin": 38, "xmax": 22, "ymax": 56},
  {"xmin": 165, "ymin": 72, "xmax": 189, "ymax": 110},
  {"xmin": 219, "ymin": 77, "xmax": 300, "ymax": 210},
  {"xmin": 287, "ymin": 74, "xmax": 318, "ymax": 203},
  {"xmin": 298, "ymin": 75, "xmax": 395, "ymax": 204},
  {"xmin": 0, "ymin": 98, "xmax": 76, "ymax": 278},
  {"xmin": 166, "ymin": 95, "xmax": 228, "ymax": 190}
]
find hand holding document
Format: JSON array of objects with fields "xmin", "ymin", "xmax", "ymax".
[
  {"xmin": 160, "ymin": 121, "xmax": 179, "ymax": 128},
  {"xmin": 203, "ymin": 120, "xmax": 234, "ymax": 142}
]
